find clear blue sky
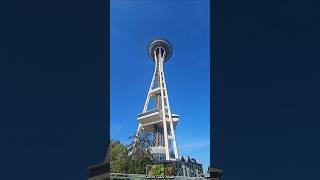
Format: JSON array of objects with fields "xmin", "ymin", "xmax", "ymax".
[{"xmin": 110, "ymin": 0, "xmax": 210, "ymax": 170}]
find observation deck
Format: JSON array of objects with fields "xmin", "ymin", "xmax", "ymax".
[
  {"xmin": 137, "ymin": 109, "xmax": 179, "ymax": 131},
  {"xmin": 148, "ymin": 38, "xmax": 172, "ymax": 62}
]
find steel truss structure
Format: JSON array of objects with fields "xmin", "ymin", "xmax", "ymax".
[{"xmin": 134, "ymin": 38, "xmax": 179, "ymax": 161}]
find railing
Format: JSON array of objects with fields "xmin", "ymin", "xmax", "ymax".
[
  {"xmin": 109, "ymin": 173, "xmax": 209, "ymax": 179},
  {"xmin": 109, "ymin": 173, "xmax": 146, "ymax": 179},
  {"xmin": 137, "ymin": 109, "xmax": 160, "ymax": 118}
]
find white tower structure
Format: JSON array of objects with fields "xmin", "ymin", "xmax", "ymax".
[{"xmin": 135, "ymin": 38, "xmax": 179, "ymax": 161}]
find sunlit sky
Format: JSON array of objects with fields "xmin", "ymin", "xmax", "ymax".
[{"xmin": 110, "ymin": 0, "xmax": 210, "ymax": 170}]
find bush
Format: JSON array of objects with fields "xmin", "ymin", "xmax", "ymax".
[{"xmin": 149, "ymin": 165, "xmax": 165, "ymax": 176}]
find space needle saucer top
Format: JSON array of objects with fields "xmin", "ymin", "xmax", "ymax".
[{"xmin": 148, "ymin": 38, "xmax": 172, "ymax": 62}]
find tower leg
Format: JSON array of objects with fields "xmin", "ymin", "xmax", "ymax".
[
  {"xmin": 158, "ymin": 56, "xmax": 171, "ymax": 160},
  {"xmin": 131, "ymin": 124, "xmax": 141, "ymax": 154},
  {"xmin": 160, "ymin": 63, "xmax": 179, "ymax": 160},
  {"xmin": 168, "ymin": 120, "xmax": 179, "ymax": 159},
  {"xmin": 162, "ymin": 118, "xmax": 170, "ymax": 160}
]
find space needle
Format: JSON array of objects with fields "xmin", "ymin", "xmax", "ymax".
[{"xmin": 134, "ymin": 38, "xmax": 180, "ymax": 161}]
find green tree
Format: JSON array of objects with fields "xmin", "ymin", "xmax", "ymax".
[
  {"xmin": 109, "ymin": 140, "xmax": 129, "ymax": 173},
  {"xmin": 127, "ymin": 132, "xmax": 155, "ymax": 174}
]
